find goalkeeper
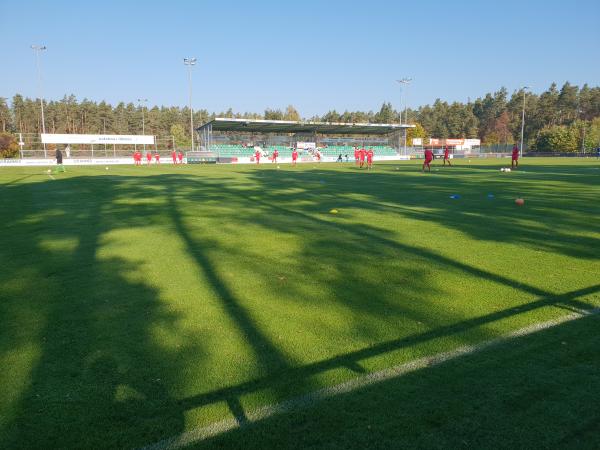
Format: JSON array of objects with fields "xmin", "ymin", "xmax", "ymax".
[{"xmin": 55, "ymin": 148, "xmax": 66, "ymax": 173}]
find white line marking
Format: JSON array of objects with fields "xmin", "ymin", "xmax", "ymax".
[{"xmin": 141, "ymin": 308, "xmax": 600, "ymax": 450}]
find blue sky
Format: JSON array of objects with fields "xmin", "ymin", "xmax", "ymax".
[{"xmin": 1, "ymin": 0, "xmax": 599, "ymax": 116}]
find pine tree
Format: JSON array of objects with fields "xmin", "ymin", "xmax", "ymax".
[{"xmin": 0, "ymin": 98, "xmax": 12, "ymax": 132}]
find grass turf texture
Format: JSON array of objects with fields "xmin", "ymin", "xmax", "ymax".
[
  {"xmin": 192, "ymin": 312, "xmax": 600, "ymax": 450},
  {"xmin": 0, "ymin": 158, "xmax": 599, "ymax": 448}
]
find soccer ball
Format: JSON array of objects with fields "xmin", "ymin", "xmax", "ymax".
[
  {"xmin": 277, "ymin": 165, "xmax": 280, "ymax": 169},
  {"xmin": 500, "ymin": 168, "xmax": 505, "ymax": 172},
  {"xmin": 515, "ymin": 198, "xmax": 525, "ymax": 206},
  {"xmin": 47, "ymin": 169, "xmax": 51, "ymax": 173},
  {"xmin": 506, "ymin": 168, "xmax": 511, "ymax": 172},
  {"xmin": 330, "ymin": 209, "xmax": 339, "ymax": 214},
  {"xmin": 105, "ymin": 166, "xmax": 109, "ymax": 171}
]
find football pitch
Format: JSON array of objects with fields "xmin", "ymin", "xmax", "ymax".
[{"xmin": 1, "ymin": 158, "xmax": 599, "ymax": 449}]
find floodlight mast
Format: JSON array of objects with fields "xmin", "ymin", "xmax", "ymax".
[
  {"xmin": 31, "ymin": 45, "xmax": 47, "ymax": 156},
  {"xmin": 579, "ymin": 109, "xmax": 586, "ymax": 153},
  {"xmin": 520, "ymin": 86, "xmax": 529, "ymax": 158},
  {"xmin": 396, "ymin": 78, "xmax": 412, "ymax": 155},
  {"xmin": 137, "ymin": 98, "xmax": 148, "ymax": 151},
  {"xmin": 183, "ymin": 58, "xmax": 197, "ymax": 152}
]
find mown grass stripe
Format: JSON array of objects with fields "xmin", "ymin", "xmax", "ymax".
[{"xmin": 141, "ymin": 307, "xmax": 600, "ymax": 450}]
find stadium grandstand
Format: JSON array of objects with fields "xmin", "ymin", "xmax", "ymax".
[{"xmin": 194, "ymin": 118, "xmax": 415, "ymax": 162}]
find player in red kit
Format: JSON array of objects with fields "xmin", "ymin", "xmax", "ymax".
[
  {"xmin": 178, "ymin": 151, "xmax": 184, "ymax": 164},
  {"xmin": 292, "ymin": 148, "xmax": 298, "ymax": 165},
  {"xmin": 272, "ymin": 149, "xmax": 279, "ymax": 163},
  {"xmin": 354, "ymin": 147, "xmax": 359, "ymax": 166},
  {"xmin": 443, "ymin": 145, "xmax": 452, "ymax": 166},
  {"xmin": 512, "ymin": 144, "xmax": 519, "ymax": 169},
  {"xmin": 154, "ymin": 153, "xmax": 160, "ymax": 164},
  {"xmin": 359, "ymin": 147, "xmax": 366, "ymax": 168},
  {"xmin": 146, "ymin": 151, "xmax": 152, "ymax": 165},
  {"xmin": 171, "ymin": 150, "xmax": 177, "ymax": 164},
  {"xmin": 255, "ymin": 150, "xmax": 261, "ymax": 164},
  {"xmin": 366, "ymin": 148, "xmax": 374, "ymax": 170},
  {"xmin": 423, "ymin": 148, "xmax": 433, "ymax": 172}
]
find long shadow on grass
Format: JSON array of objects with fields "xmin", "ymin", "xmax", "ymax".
[
  {"xmin": 82, "ymin": 167, "xmax": 600, "ymax": 448},
  {"xmin": 0, "ymin": 176, "xmax": 205, "ymax": 449},
  {"xmin": 164, "ymin": 188, "xmax": 295, "ymax": 424},
  {"xmin": 244, "ymin": 163, "xmax": 600, "ymax": 260},
  {"xmin": 193, "ymin": 312, "xmax": 600, "ymax": 450},
  {"xmin": 149, "ymin": 173, "xmax": 598, "ymax": 436},
  {"xmin": 1, "ymin": 170, "xmax": 598, "ymax": 449},
  {"xmin": 177, "ymin": 173, "xmax": 594, "ymax": 301},
  {"xmin": 174, "ymin": 281, "xmax": 598, "ymax": 420}
]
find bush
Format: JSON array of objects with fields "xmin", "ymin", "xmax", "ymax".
[
  {"xmin": 532, "ymin": 119, "xmax": 600, "ymax": 152},
  {"xmin": 0, "ymin": 133, "xmax": 19, "ymax": 158},
  {"xmin": 533, "ymin": 126, "xmax": 574, "ymax": 152}
]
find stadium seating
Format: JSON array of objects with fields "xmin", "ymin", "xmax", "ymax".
[
  {"xmin": 210, "ymin": 144, "xmax": 398, "ymax": 157},
  {"xmin": 211, "ymin": 144, "xmax": 255, "ymax": 157},
  {"xmin": 320, "ymin": 145, "xmax": 398, "ymax": 156},
  {"xmin": 265, "ymin": 146, "xmax": 294, "ymax": 157}
]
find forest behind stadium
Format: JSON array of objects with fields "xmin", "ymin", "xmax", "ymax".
[{"xmin": 1, "ymin": 81, "xmax": 599, "ymax": 155}]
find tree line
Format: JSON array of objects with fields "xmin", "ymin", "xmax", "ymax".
[
  {"xmin": 319, "ymin": 82, "xmax": 600, "ymax": 151},
  {"xmin": 1, "ymin": 81, "xmax": 599, "ymax": 156}
]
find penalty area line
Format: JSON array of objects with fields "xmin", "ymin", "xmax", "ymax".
[{"xmin": 141, "ymin": 307, "xmax": 600, "ymax": 450}]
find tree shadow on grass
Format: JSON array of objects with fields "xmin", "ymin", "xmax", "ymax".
[
  {"xmin": 160, "ymin": 178, "xmax": 451, "ymax": 413},
  {"xmin": 192, "ymin": 312, "xmax": 600, "ymax": 450},
  {"xmin": 244, "ymin": 164, "xmax": 600, "ymax": 260},
  {"xmin": 172, "ymin": 280, "xmax": 599, "ymax": 426},
  {"xmin": 180, "ymin": 173, "xmax": 594, "ymax": 301},
  {"xmin": 1, "ymin": 168, "xmax": 598, "ymax": 449},
  {"xmin": 164, "ymin": 188, "xmax": 299, "ymax": 424},
  {"xmin": 0, "ymin": 176, "xmax": 205, "ymax": 448},
  {"xmin": 150, "ymin": 173, "xmax": 598, "ymax": 435}
]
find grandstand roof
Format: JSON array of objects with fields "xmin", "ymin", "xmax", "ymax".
[{"xmin": 197, "ymin": 118, "xmax": 414, "ymax": 135}]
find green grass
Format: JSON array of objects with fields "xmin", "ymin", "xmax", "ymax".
[
  {"xmin": 195, "ymin": 313, "xmax": 600, "ymax": 450},
  {"xmin": 0, "ymin": 158, "xmax": 599, "ymax": 449}
]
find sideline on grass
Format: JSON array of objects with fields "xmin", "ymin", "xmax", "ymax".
[{"xmin": 141, "ymin": 307, "xmax": 600, "ymax": 450}]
